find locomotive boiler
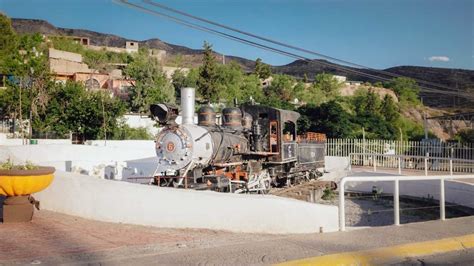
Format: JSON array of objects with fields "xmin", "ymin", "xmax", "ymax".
[{"xmin": 150, "ymin": 87, "xmax": 326, "ymax": 193}]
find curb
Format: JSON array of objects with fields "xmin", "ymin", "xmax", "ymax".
[{"xmin": 276, "ymin": 233, "xmax": 474, "ymax": 266}]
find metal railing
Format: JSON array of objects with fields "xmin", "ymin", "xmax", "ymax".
[
  {"xmin": 348, "ymin": 153, "xmax": 474, "ymax": 174},
  {"xmin": 338, "ymin": 174, "xmax": 474, "ymax": 231},
  {"xmin": 327, "ymin": 138, "xmax": 474, "ymax": 160}
]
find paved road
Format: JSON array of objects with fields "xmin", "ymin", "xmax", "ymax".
[{"xmin": 1, "ymin": 211, "xmax": 472, "ymax": 265}]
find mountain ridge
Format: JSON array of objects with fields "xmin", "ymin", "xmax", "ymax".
[{"xmin": 10, "ymin": 17, "xmax": 474, "ymax": 108}]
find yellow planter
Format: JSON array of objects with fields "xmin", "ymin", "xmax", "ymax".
[{"xmin": 0, "ymin": 167, "xmax": 55, "ymax": 196}]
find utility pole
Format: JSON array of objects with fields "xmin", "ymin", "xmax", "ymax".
[
  {"xmin": 222, "ymin": 54, "xmax": 225, "ymax": 65},
  {"xmin": 102, "ymin": 94, "xmax": 107, "ymax": 146},
  {"xmin": 362, "ymin": 127, "xmax": 366, "ymax": 166},
  {"xmin": 423, "ymin": 111, "xmax": 429, "ymax": 140},
  {"xmin": 19, "ymin": 78, "xmax": 23, "ymax": 144}
]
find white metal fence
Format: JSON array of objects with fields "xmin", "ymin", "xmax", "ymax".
[
  {"xmin": 349, "ymin": 153, "xmax": 474, "ymax": 174},
  {"xmin": 327, "ymin": 139, "xmax": 474, "ymax": 173},
  {"xmin": 338, "ymin": 174, "xmax": 474, "ymax": 231},
  {"xmin": 327, "ymin": 138, "xmax": 474, "ymax": 159}
]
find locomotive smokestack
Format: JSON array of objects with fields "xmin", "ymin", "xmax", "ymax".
[{"xmin": 181, "ymin": 87, "xmax": 195, "ymax": 125}]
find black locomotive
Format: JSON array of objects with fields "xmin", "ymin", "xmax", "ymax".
[{"xmin": 150, "ymin": 88, "xmax": 325, "ymax": 193}]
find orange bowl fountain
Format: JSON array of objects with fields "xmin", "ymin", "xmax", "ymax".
[{"xmin": 0, "ymin": 166, "xmax": 55, "ymax": 223}]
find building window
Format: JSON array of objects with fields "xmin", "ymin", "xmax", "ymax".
[
  {"xmin": 85, "ymin": 78, "xmax": 100, "ymax": 90},
  {"xmin": 283, "ymin": 121, "xmax": 296, "ymax": 142}
]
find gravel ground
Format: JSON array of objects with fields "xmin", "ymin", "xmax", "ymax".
[{"xmin": 316, "ymin": 195, "xmax": 466, "ymax": 227}]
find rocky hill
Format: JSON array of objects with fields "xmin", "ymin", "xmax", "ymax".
[
  {"xmin": 11, "ymin": 18, "xmax": 474, "ymax": 109},
  {"xmin": 273, "ymin": 59, "xmax": 474, "ymax": 108}
]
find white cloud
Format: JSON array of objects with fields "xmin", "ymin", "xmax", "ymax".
[{"xmin": 428, "ymin": 56, "xmax": 450, "ymax": 62}]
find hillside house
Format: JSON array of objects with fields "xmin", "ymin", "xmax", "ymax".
[
  {"xmin": 125, "ymin": 41, "xmax": 139, "ymax": 53},
  {"xmin": 48, "ymin": 48, "xmax": 135, "ymax": 97}
]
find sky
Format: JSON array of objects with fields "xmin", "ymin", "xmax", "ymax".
[{"xmin": 0, "ymin": 0, "xmax": 472, "ymax": 70}]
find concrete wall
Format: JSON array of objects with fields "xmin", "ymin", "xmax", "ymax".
[
  {"xmin": 50, "ymin": 58, "xmax": 90, "ymax": 75},
  {"xmin": 88, "ymin": 45, "xmax": 127, "ymax": 54},
  {"xmin": 122, "ymin": 114, "xmax": 160, "ymax": 136},
  {"xmin": 2, "ymin": 143, "xmax": 156, "ymax": 176},
  {"xmin": 85, "ymin": 139, "xmax": 155, "ymax": 149},
  {"xmin": 49, "ymin": 48, "xmax": 83, "ymax": 63},
  {"xmin": 162, "ymin": 66, "xmax": 190, "ymax": 79},
  {"xmin": 325, "ymin": 156, "xmax": 350, "ymax": 172},
  {"xmin": 346, "ymin": 179, "xmax": 474, "ymax": 209},
  {"xmin": 125, "ymin": 41, "xmax": 139, "ymax": 53},
  {"xmin": 34, "ymin": 170, "xmax": 339, "ymax": 234},
  {"xmin": 1, "ymin": 134, "xmax": 71, "ymax": 146}
]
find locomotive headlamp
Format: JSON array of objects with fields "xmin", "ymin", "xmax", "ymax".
[{"xmin": 150, "ymin": 103, "xmax": 178, "ymax": 125}]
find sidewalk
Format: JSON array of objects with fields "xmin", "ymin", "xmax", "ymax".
[{"xmin": 1, "ymin": 210, "xmax": 473, "ymax": 265}]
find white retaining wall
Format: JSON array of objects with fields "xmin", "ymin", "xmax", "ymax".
[
  {"xmin": 85, "ymin": 140, "xmax": 155, "ymax": 149},
  {"xmin": 34, "ymin": 171, "xmax": 339, "ymax": 234},
  {"xmin": 0, "ymin": 133, "xmax": 71, "ymax": 146}
]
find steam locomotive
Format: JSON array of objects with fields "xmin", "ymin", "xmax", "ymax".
[{"xmin": 150, "ymin": 88, "xmax": 326, "ymax": 193}]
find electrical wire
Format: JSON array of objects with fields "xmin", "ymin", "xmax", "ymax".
[
  {"xmin": 143, "ymin": 0, "xmax": 462, "ymax": 92},
  {"xmin": 115, "ymin": 0, "xmax": 474, "ymax": 100}
]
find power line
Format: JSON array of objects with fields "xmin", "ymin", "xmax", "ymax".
[
  {"xmin": 114, "ymin": 1, "xmax": 397, "ymax": 83},
  {"xmin": 114, "ymin": 1, "xmax": 474, "ymax": 100},
  {"xmin": 143, "ymin": 0, "xmax": 458, "ymax": 92}
]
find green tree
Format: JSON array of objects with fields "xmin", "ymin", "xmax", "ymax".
[
  {"xmin": 374, "ymin": 81, "xmax": 384, "ymax": 88},
  {"xmin": 124, "ymin": 49, "xmax": 174, "ymax": 113},
  {"xmin": 49, "ymin": 36, "xmax": 84, "ymax": 54},
  {"xmin": 352, "ymin": 88, "xmax": 381, "ymax": 116},
  {"xmin": 111, "ymin": 122, "xmax": 153, "ymax": 140},
  {"xmin": 387, "ymin": 77, "xmax": 420, "ymax": 105},
  {"xmin": 197, "ymin": 41, "xmax": 219, "ymax": 102},
  {"xmin": 313, "ymin": 73, "xmax": 341, "ymax": 97},
  {"xmin": 254, "ymin": 58, "xmax": 271, "ymax": 79},
  {"xmin": 0, "ymin": 14, "xmax": 18, "ymax": 73},
  {"xmin": 380, "ymin": 94, "xmax": 399, "ymax": 122},
  {"xmin": 303, "ymin": 73, "xmax": 309, "ymax": 83},
  {"xmin": 171, "ymin": 69, "xmax": 187, "ymax": 92},
  {"xmin": 297, "ymin": 101, "xmax": 356, "ymax": 138},
  {"xmin": 261, "ymin": 74, "xmax": 296, "ymax": 109},
  {"xmin": 365, "ymin": 89, "xmax": 380, "ymax": 115},
  {"xmin": 350, "ymin": 88, "xmax": 397, "ymax": 139},
  {"xmin": 2, "ymin": 33, "xmax": 53, "ymax": 136},
  {"xmin": 36, "ymin": 81, "xmax": 126, "ymax": 140},
  {"xmin": 455, "ymin": 129, "xmax": 474, "ymax": 143}
]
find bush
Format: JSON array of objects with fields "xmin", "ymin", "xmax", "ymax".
[
  {"xmin": 0, "ymin": 159, "xmax": 38, "ymax": 170},
  {"xmin": 321, "ymin": 187, "xmax": 336, "ymax": 201},
  {"xmin": 111, "ymin": 124, "xmax": 153, "ymax": 140},
  {"xmin": 455, "ymin": 129, "xmax": 474, "ymax": 143},
  {"xmin": 386, "ymin": 77, "xmax": 421, "ymax": 105}
]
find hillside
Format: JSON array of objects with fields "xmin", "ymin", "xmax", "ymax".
[
  {"xmin": 11, "ymin": 18, "xmax": 474, "ymax": 108},
  {"xmin": 273, "ymin": 59, "xmax": 474, "ymax": 108}
]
